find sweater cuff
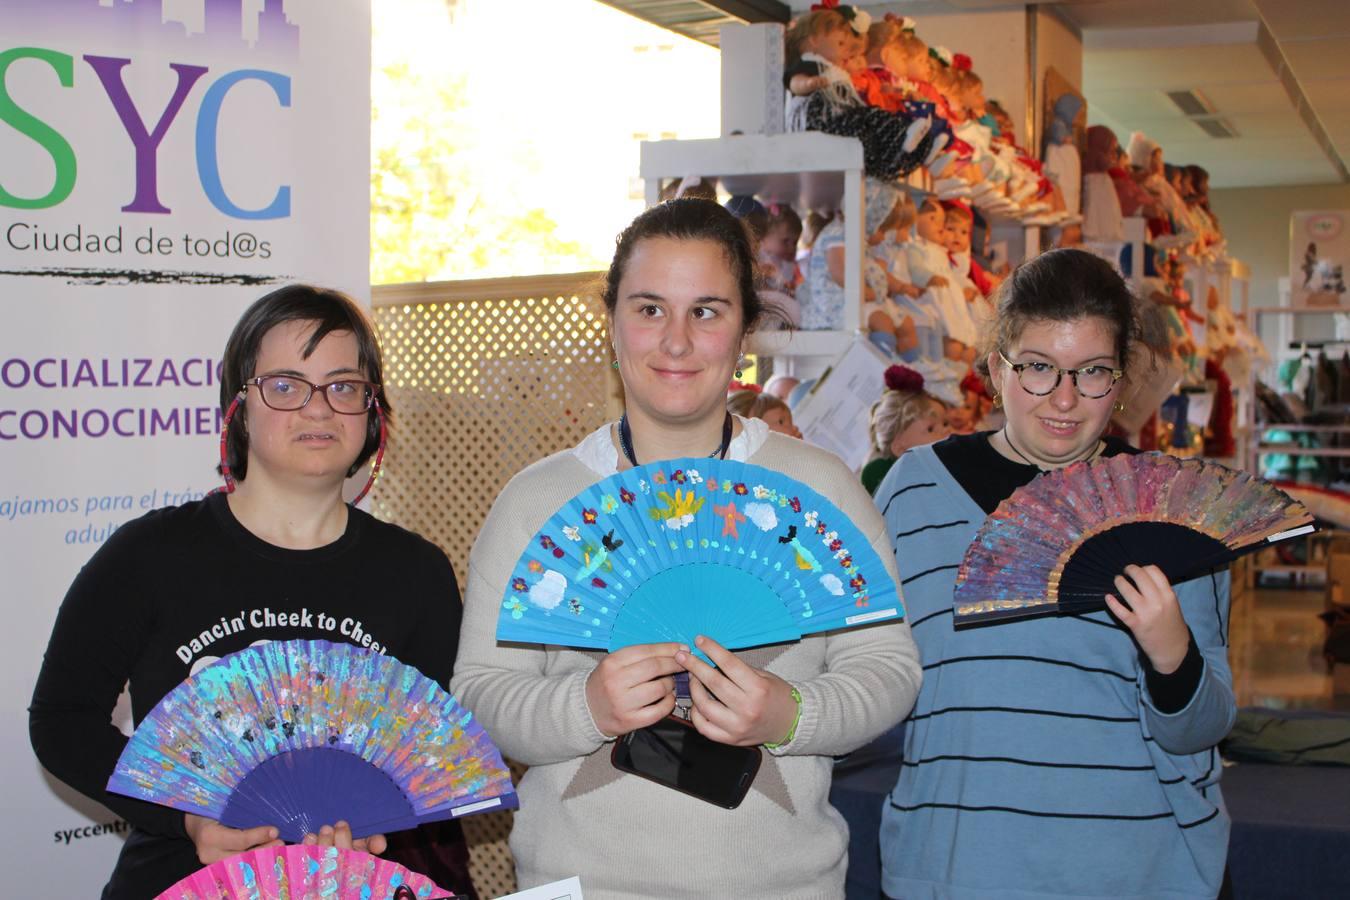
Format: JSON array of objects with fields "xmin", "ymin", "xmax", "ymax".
[
  {"xmin": 1143, "ymin": 631, "xmax": 1203, "ymax": 715},
  {"xmin": 574, "ymin": 668, "xmax": 615, "ymax": 746}
]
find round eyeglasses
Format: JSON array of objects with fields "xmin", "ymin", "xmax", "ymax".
[
  {"xmin": 245, "ymin": 375, "xmax": 379, "ymax": 414},
  {"xmin": 999, "ymin": 352, "xmax": 1123, "ymax": 399}
]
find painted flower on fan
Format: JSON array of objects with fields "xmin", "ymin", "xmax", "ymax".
[
  {"xmin": 511, "ymin": 577, "xmax": 528, "ymax": 592},
  {"xmin": 503, "ymin": 597, "xmax": 527, "ymax": 619},
  {"xmin": 815, "ymin": 521, "xmax": 828, "ymax": 535},
  {"xmin": 804, "ymin": 510, "xmax": 818, "ymax": 527},
  {"xmin": 733, "ymin": 482, "xmax": 748, "ymax": 495},
  {"xmin": 839, "ymin": 554, "xmax": 854, "ymax": 569},
  {"xmin": 850, "ymin": 574, "xmax": 867, "ymax": 591},
  {"xmin": 688, "ymin": 469, "xmax": 704, "ymax": 484},
  {"xmin": 650, "ymin": 488, "xmax": 705, "ymax": 531},
  {"xmin": 540, "ymin": 535, "xmax": 555, "ymax": 550},
  {"xmin": 601, "ymin": 494, "xmax": 619, "ymax": 514},
  {"xmin": 828, "ymin": 537, "xmax": 844, "ymax": 552},
  {"xmin": 706, "ymin": 477, "xmax": 718, "ymax": 491},
  {"xmin": 563, "ymin": 525, "xmax": 581, "ymax": 542},
  {"xmin": 639, "ymin": 479, "xmax": 650, "ymax": 494},
  {"xmin": 653, "ymin": 470, "xmax": 667, "ymax": 485},
  {"xmin": 619, "ymin": 487, "xmax": 635, "ymax": 505},
  {"xmin": 672, "ymin": 469, "xmax": 687, "ymax": 484},
  {"xmin": 790, "ymin": 497, "xmax": 802, "ymax": 513},
  {"xmin": 527, "ymin": 560, "xmax": 543, "ymax": 573},
  {"xmin": 753, "ymin": 485, "xmax": 771, "ymax": 500},
  {"xmin": 568, "ymin": 598, "xmax": 584, "ymax": 615},
  {"xmin": 582, "ymin": 508, "xmax": 598, "ymax": 524}
]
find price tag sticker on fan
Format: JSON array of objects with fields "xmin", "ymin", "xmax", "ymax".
[{"xmin": 497, "ymin": 458, "xmax": 904, "ymax": 658}]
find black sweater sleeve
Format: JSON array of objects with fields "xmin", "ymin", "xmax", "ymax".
[
  {"xmin": 28, "ymin": 519, "xmax": 189, "ymax": 839},
  {"xmin": 400, "ymin": 541, "xmax": 462, "ymax": 690}
]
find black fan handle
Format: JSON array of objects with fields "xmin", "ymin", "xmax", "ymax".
[{"xmin": 393, "ymin": 886, "xmax": 455, "ymax": 900}]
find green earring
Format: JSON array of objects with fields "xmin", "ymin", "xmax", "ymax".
[
  {"xmin": 611, "ymin": 359, "xmax": 619, "ymax": 370},
  {"xmin": 735, "ymin": 368, "xmax": 743, "ymax": 379}
]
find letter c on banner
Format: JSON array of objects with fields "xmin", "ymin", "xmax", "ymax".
[{"xmin": 195, "ymin": 70, "xmax": 292, "ymax": 220}]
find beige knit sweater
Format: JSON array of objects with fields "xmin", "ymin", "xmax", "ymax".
[{"xmin": 451, "ymin": 426, "xmax": 922, "ymax": 900}]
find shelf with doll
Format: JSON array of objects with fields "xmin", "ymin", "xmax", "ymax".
[{"xmin": 641, "ymin": 131, "xmax": 869, "ymax": 370}]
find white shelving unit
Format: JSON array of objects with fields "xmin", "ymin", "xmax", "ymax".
[{"xmin": 640, "ymin": 132, "xmax": 865, "ymax": 366}]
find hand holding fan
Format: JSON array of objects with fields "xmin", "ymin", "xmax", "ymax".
[
  {"xmin": 497, "ymin": 458, "xmax": 903, "ymax": 655},
  {"xmin": 109, "ymin": 640, "xmax": 517, "ymax": 842},
  {"xmin": 156, "ymin": 844, "xmax": 451, "ymax": 899},
  {"xmin": 954, "ymin": 453, "xmax": 1314, "ymax": 625}
]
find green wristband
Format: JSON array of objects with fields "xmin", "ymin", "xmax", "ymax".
[{"xmin": 764, "ymin": 685, "xmax": 803, "ymax": 749}]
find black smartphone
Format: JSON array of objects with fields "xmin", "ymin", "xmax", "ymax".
[{"xmin": 611, "ymin": 715, "xmax": 762, "ymax": 809}]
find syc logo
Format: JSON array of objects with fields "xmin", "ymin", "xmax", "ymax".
[{"xmin": 1, "ymin": 47, "xmax": 291, "ymax": 220}]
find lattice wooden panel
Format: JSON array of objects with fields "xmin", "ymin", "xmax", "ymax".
[{"xmin": 369, "ymin": 278, "xmax": 610, "ymax": 898}]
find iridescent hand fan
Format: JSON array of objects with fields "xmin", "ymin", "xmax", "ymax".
[
  {"xmin": 109, "ymin": 640, "xmax": 517, "ymax": 843},
  {"xmin": 157, "ymin": 844, "xmax": 451, "ymax": 899},
  {"xmin": 954, "ymin": 453, "xmax": 1314, "ymax": 625},
  {"xmin": 497, "ymin": 458, "xmax": 902, "ymax": 653}
]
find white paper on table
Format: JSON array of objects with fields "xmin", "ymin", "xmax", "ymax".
[
  {"xmin": 494, "ymin": 876, "xmax": 584, "ymax": 900},
  {"xmin": 792, "ymin": 336, "xmax": 891, "ymax": 471}
]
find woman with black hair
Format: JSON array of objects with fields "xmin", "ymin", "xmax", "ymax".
[
  {"xmin": 30, "ymin": 286, "xmax": 474, "ymax": 898},
  {"xmin": 452, "ymin": 199, "xmax": 922, "ymax": 898},
  {"xmin": 876, "ymin": 249, "xmax": 1235, "ymax": 899}
]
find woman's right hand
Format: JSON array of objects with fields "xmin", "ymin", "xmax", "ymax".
[
  {"xmin": 184, "ymin": 813, "xmax": 282, "ymax": 865},
  {"xmin": 585, "ymin": 642, "xmax": 686, "ymax": 738}
]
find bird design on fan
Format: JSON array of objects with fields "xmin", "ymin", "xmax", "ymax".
[
  {"xmin": 108, "ymin": 640, "xmax": 517, "ymax": 843},
  {"xmin": 155, "ymin": 844, "xmax": 452, "ymax": 899},
  {"xmin": 953, "ymin": 453, "xmax": 1315, "ymax": 625},
  {"xmin": 497, "ymin": 458, "xmax": 903, "ymax": 656}
]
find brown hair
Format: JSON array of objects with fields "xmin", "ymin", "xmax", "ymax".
[
  {"xmin": 219, "ymin": 285, "xmax": 390, "ymax": 481},
  {"xmin": 896, "ymin": 31, "xmax": 927, "ymax": 61},
  {"xmin": 765, "ymin": 204, "xmax": 803, "ymax": 242},
  {"xmin": 785, "ymin": 10, "xmax": 849, "ymax": 69},
  {"xmin": 602, "ymin": 199, "xmax": 777, "ymax": 336},
  {"xmin": 727, "ymin": 389, "xmax": 790, "ymax": 421},
  {"xmin": 975, "ymin": 248, "xmax": 1141, "ymax": 383},
  {"xmin": 893, "ymin": 192, "xmax": 917, "ymax": 232}
]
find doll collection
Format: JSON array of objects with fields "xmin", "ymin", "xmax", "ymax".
[{"xmin": 712, "ymin": 4, "xmax": 1252, "ymax": 449}]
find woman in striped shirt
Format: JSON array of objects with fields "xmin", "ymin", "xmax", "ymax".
[{"xmin": 875, "ymin": 248, "xmax": 1234, "ymax": 900}]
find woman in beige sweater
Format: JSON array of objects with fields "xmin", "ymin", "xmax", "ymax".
[{"xmin": 451, "ymin": 199, "xmax": 921, "ymax": 899}]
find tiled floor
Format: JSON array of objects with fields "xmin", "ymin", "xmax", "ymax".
[{"xmin": 1230, "ymin": 578, "xmax": 1349, "ymax": 712}]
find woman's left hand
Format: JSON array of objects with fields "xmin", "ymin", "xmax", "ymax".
[
  {"xmin": 677, "ymin": 635, "xmax": 799, "ymax": 747},
  {"xmin": 1105, "ymin": 564, "xmax": 1190, "ymax": 674},
  {"xmin": 302, "ymin": 820, "xmax": 387, "ymax": 856}
]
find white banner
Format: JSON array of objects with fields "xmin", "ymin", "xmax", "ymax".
[{"xmin": 1, "ymin": 0, "xmax": 370, "ymax": 891}]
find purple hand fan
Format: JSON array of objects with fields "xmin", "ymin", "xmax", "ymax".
[
  {"xmin": 108, "ymin": 640, "xmax": 517, "ymax": 842},
  {"xmin": 953, "ymin": 453, "xmax": 1314, "ymax": 625}
]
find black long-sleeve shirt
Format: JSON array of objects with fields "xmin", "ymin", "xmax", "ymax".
[{"xmin": 29, "ymin": 493, "xmax": 473, "ymax": 898}]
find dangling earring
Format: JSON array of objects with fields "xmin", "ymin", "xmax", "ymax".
[
  {"xmin": 209, "ymin": 391, "xmax": 247, "ymax": 496},
  {"xmin": 734, "ymin": 354, "xmax": 748, "ymax": 381},
  {"xmin": 350, "ymin": 400, "xmax": 388, "ymax": 506},
  {"xmin": 1113, "ymin": 399, "xmax": 1127, "ymax": 413},
  {"xmin": 992, "ymin": 392, "xmax": 1002, "ymax": 409},
  {"xmin": 611, "ymin": 359, "xmax": 619, "ymax": 370}
]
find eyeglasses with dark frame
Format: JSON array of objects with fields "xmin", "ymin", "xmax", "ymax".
[
  {"xmin": 998, "ymin": 351, "xmax": 1123, "ymax": 399},
  {"xmin": 245, "ymin": 374, "xmax": 380, "ymax": 414}
]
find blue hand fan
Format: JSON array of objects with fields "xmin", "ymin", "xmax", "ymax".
[
  {"xmin": 497, "ymin": 458, "xmax": 903, "ymax": 654},
  {"xmin": 108, "ymin": 640, "xmax": 517, "ymax": 843}
]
